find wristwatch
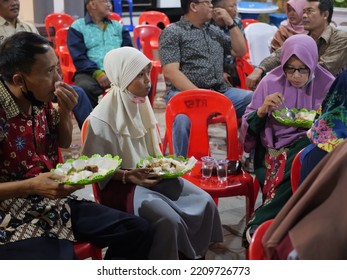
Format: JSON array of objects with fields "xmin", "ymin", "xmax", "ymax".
[{"xmin": 225, "ymin": 22, "xmax": 237, "ymax": 31}]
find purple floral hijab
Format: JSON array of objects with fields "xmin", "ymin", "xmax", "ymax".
[{"xmin": 240, "ymin": 34, "xmax": 335, "ymax": 152}]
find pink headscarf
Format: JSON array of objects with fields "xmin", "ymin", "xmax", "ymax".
[
  {"xmin": 240, "ymin": 34, "xmax": 335, "ymax": 152},
  {"xmin": 281, "ymin": 0, "xmax": 306, "ymax": 34}
]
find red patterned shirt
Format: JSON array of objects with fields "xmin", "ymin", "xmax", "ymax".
[{"xmin": 0, "ymin": 80, "xmax": 75, "ymax": 244}]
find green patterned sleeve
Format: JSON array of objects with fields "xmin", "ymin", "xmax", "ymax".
[{"xmin": 246, "ymin": 110, "xmax": 267, "ymax": 137}]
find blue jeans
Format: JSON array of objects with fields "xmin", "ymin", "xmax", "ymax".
[
  {"xmin": 71, "ymin": 85, "xmax": 93, "ymax": 129},
  {"xmin": 165, "ymin": 87, "xmax": 253, "ymax": 157}
]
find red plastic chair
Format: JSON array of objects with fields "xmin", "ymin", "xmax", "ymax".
[
  {"xmin": 73, "ymin": 241, "xmax": 102, "ymax": 260},
  {"xmin": 45, "ymin": 13, "xmax": 75, "ymax": 47},
  {"xmin": 137, "ymin": 11, "xmax": 170, "ymax": 51},
  {"xmin": 57, "ymin": 147, "xmax": 102, "ymax": 259},
  {"xmin": 133, "ymin": 25, "xmax": 163, "ymax": 106},
  {"xmin": 138, "ymin": 10, "xmax": 170, "ymax": 30},
  {"xmin": 291, "ymin": 149, "xmax": 303, "ymax": 193},
  {"xmin": 248, "ymin": 219, "xmax": 274, "ymax": 260},
  {"xmin": 165, "ymin": 89, "xmax": 256, "ymax": 220},
  {"xmin": 241, "ymin": 18, "xmax": 259, "ymax": 29},
  {"xmin": 109, "ymin": 12, "xmax": 123, "ymax": 23},
  {"xmin": 55, "ymin": 27, "xmax": 76, "ymax": 84},
  {"xmin": 235, "ymin": 56, "xmax": 254, "ymax": 90}
]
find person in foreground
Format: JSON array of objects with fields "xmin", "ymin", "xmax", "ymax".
[
  {"xmin": 0, "ymin": 32, "xmax": 152, "ymax": 260},
  {"xmin": 298, "ymin": 69, "xmax": 347, "ymax": 185},
  {"xmin": 262, "ymin": 138, "xmax": 347, "ymax": 260},
  {"xmin": 239, "ymin": 34, "xmax": 335, "ymax": 247},
  {"xmin": 82, "ymin": 47, "xmax": 223, "ymax": 260},
  {"xmin": 270, "ymin": 0, "xmax": 307, "ymax": 52},
  {"xmin": 159, "ymin": 0, "xmax": 252, "ymax": 157}
]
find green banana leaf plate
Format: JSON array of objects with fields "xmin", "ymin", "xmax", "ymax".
[
  {"xmin": 51, "ymin": 154, "xmax": 122, "ymax": 185},
  {"xmin": 272, "ymin": 108, "xmax": 316, "ymax": 128},
  {"xmin": 137, "ymin": 155, "xmax": 197, "ymax": 178}
]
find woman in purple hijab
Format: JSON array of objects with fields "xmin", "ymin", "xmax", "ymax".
[{"xmin": 239, "ymin": 34, "xmax": 335, "ymax": 247}]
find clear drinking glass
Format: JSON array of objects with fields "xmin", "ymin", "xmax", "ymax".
[
  {"xmin": 216, "ymin": 159, "xmax": 229, "ymax": 182},
  {"xmin": 201, "ymin": 156, "xmax": 215, "ymax": 179}
]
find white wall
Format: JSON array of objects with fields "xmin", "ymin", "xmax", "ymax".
[
  {"xmin": 18, "ymin": 0, "xmax": 66, "ymax": 23},
  {"xmin": 157, "ymin": 0, "xmax": 180, "ymax": 8},
  {"xmin": 19, "ymin": 0, "xmax": 34, "ymax": 23},
  {"xmin": 54, "ymin": 0, "xmax": 65, "ymax": 13}
]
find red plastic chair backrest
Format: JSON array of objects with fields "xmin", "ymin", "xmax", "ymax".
[
  {"xmin": 45, "ymin": 13, "xmax": 75, "ymax": 42},
  {"xmin": 291, "ymin": 149, "xmax": 303, "ymax": 193},
  {"xmin": 133, "ymin": 25, "xmax": 162, "ymax": 59},
  {"xmin": 138, "ymin": 10, "xmax": 170, "ymax": 29},
  {"xmin": 241, "ymin": 18, "xmax": 259, "ymax": 29},
  {"xmin": 165, "ymin": 89, "xmax": 239, "ymax": 160},
  {"xmin": 248, "ymin": 219, "xmax": 274, "ymax": 260},
  {"xmin": 55, "ymin": 27, "xmax": 76, "ymax": 84},
  {"xmin": 109, "ymin": 12, "xmax": 123, "ymax": 23},
  {"xmin": 235, "ymin": 57, "xmax": 254, "ymax": 90},
  {"xmin": 55, "ymin": 26, "xmax": 69, "ymax": 52}
]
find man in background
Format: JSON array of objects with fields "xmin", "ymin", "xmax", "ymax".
[
  {"xmin": 212, "ymin": 0, "xmax": 244, "ymax": 33},
  {"xmin": 0, "ymin": 0, "xmax": 38, "ymax": 44},
  {"xmin": 212, "ymin": 0, "xmax": 246, "ymax": 86},
  {"xmin": 159, "ymin": 0, "xmax": 253, "ymax": 157},
  {"xmin": 67, "ymin": 0, "xmax": 133, "ymax": 107}
]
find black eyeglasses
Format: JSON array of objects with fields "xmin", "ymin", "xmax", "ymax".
[
  {"xmin": 284, "ymin": 67, "xmax": 310, "ymax": 74},
  {"xmin": 194, "ymin": 0, "xmax": 213, "ymax": 5}
]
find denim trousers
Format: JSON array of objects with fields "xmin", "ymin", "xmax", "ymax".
[{"xmin": 164, "ymin": 87, "xmax": 253, "ymax": 157}]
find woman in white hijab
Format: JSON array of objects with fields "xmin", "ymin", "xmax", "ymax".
[{"xmin": 82, "ymin": 47, "xmax": 223, "ymax": 260}]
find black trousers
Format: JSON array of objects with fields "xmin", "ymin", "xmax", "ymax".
[
  {"xmin": 0, "ymin": 200, "xmax": 153, "ymax": 260},
  {"xmin": 74, "ymin": 73, "xmax": 104, "ymax": 108}
]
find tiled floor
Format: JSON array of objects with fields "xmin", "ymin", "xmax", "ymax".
[{"xmin": 67, "ymin": 74, "xmax": 261, "ymax": 260}]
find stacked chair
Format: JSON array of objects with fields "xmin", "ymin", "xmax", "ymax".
[
  {"xmin": 55, "ymin": 27, "xmax": 76, "ymax": 84},
  {"xmin": 44, "ymin": 12, "xmax": 75, "ymax": 49},
  {"xmin": 133, "ymin": 25, "xmax": 163, "ymax": 106},
  {"xmin": 138, "ymin": 10, "xmax": 170, "ymax": 30},
  {"xmin": 133, "ymin": 10, "xmax": 171, "ymax": 106}
]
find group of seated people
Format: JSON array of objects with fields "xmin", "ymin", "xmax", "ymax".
[{"xmin": 0, "ymin": 0, "xmax": 347, "ymax": 260}]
